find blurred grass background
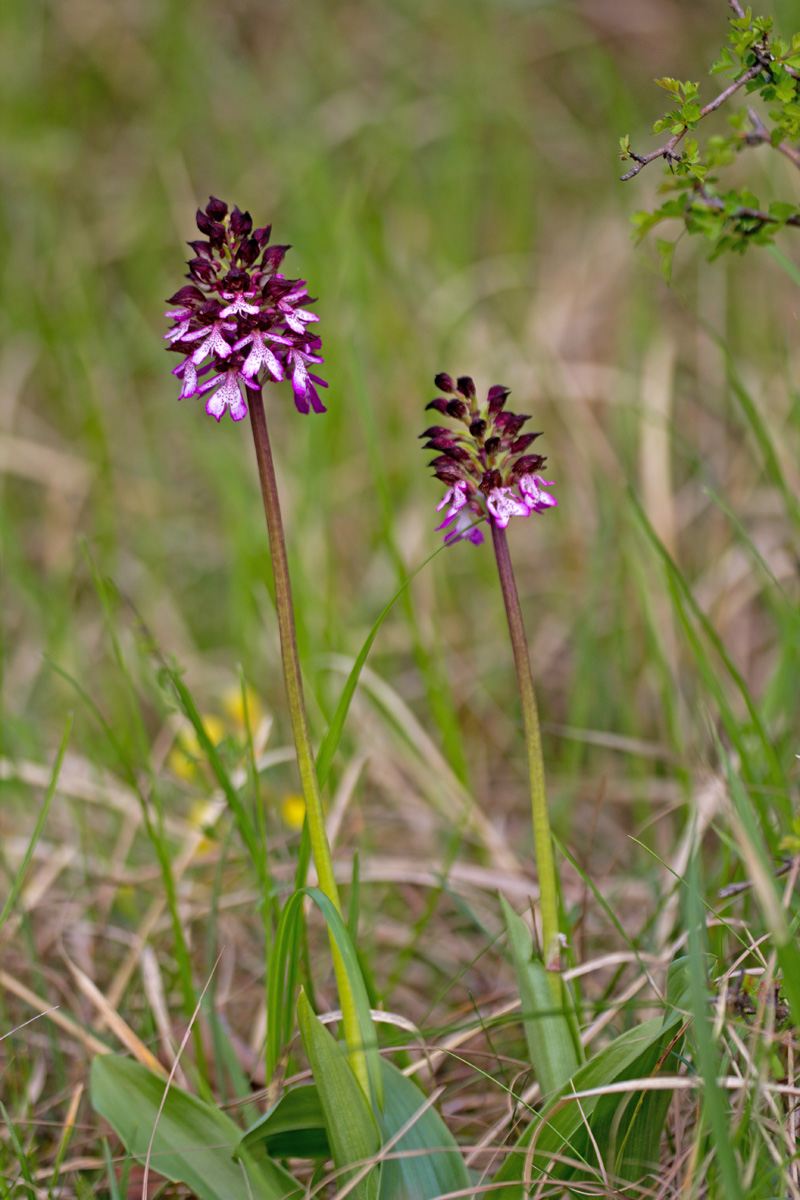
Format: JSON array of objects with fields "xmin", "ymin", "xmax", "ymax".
[{"xmin": 2, "ymin": 0, "xmax": 800, "ymax": 1183}]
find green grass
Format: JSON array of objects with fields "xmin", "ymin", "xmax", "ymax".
[{"xmin": 2, "ymin": 0, "xmax": 800, "ymax": 1195}]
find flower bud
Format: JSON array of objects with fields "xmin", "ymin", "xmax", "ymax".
[
  {"xmin": 434, "ymin": 372, "xmax": 456, "ymax": 393},
  {"xmin": 446, "ymin": 398, "xmax": 468, "ymax": 419},
  {"xmin": 456, "ymin": 375, "xmax": 476, "ymax": 399},
  {"xmin": 425, "ymin": 398, "xmax": 449, "ymax": 414},
  {"xmin": 469, "ymin": 418, "xmax": 486, "ymax": 438},
  {"xmin": 510, "ymin": 454, "xmax": 546, "ymax": 478},
  {"xmin": 262, "ymin": 244, "xmax": 289, "ymax": 273},
  {"xmin": 509, "ymin": 433, "xmax": 540, "ymax": 455},
  {"xmin": 205, "ymin": 196, "xmax": 228, "ymax": 220},
  {"xmin": 188, "ymin": 257, "xmax": 217, "ymax": 284},
  {"xmin": 479, "ymin": 469, "xmax": 504, "ymax": 493},
  {"xmin": 239, "ymin": 238, "xmax": 260, "ymax": 267},
  {"xmin": 487, "ymin": 385, "xmax": 510, "ymax": 415},
  {"xmin": 230, "ymin": 206, "xmax": 253, "ymax": 237},
  {"xmin": 168, "ymin": 285, "xmax": 205, "ymax": 306},
  {"xmin": 430, "ymin": 460, "xmax": 464, "ymax": 484},
  {"xmin": 495, "ymin": 412, "xmax": 529, "ymax": 438}
]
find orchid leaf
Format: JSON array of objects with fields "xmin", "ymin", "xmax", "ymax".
[{"xmin": 91, "ymin": 1056, "xmax": 299, "ymax": 1200}]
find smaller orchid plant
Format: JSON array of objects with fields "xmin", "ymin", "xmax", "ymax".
[
  {"xmin": 424, "ymin": 372, "xmax": 563, "ymax": 979},
  {"xmin": 165, "ymin": 196, "xmax": 327, "ymax": 421},
  {"xmin": 423, "ymin": 372, "xmax": 556, "ymax": 547}
]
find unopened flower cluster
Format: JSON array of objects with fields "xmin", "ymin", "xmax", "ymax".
[
  {"xmin": 165, "ymin": 197, "xmax": 327, "ymax": 422},
  {"xmin": 423, "ymin": 374, "xmax": 556, "ymax": 546}
]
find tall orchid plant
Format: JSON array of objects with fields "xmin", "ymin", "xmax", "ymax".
[{"xmin": 164, "ymin": 197, "xmax": 367, "ymax": 1091}]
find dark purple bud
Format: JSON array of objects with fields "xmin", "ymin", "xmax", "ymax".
[
  {"xmin": 479, "ymin": 469, "xmax": 503, "ymax": 493},
  {"xmin": 205, "ymin": 196, "xmax": 228, "ymax": 220},
  {"xmin": 424, "ymin": 440, "xmax": 469, "ymax": 459},
  {"xmin": 168, "ymin": 285, "xmax": 205, "ymax": 306},
  {"xmin": 223, "ymin": 266, "xmax": 250, "ymax": 291},
  {"xmin": 420, "ymin": 426, "xmax": 454, "ymax": 439},
  {"xmin": 484, "ymin": 436, "xmax": 500, "ymax": 455},
  {"xmin": 434, "ymin": 372, "xmax": 456, "ymax": 393},
  {"xmin": 494, "ymin": 412, "xmax": 529, "ymax": 437},
  {"xmin": 426, "ymin": 398, "xmax": 449, "ymax": 415},
  {"xmin": 429, "ymin": 454, "xmax": 465, "ymax": 472},
  {"xmin": 238, "ymin": 238, "xmax": 260, "ymax": 267},
  {"xmin": 446, "ymin": 398, "xmax": 468, "ymax": 419},
  {"xmin": 469, "ymin": 418, "xmax": 487, "ymax": 438},
  {"xmin": 509, "ymin": 433, "xmax": 541, "ymax": 455},
  {"xmin": 253, "ymin": 225, "xmax": 272, "ymax": 248},
  {"xmin": 487, "ymin": 385, "xmax": 510, "ymax": 414},
  {"xmin": 198, "ymin": 298, "xmax": 224, "ymax": 320},
  {"xmin": 457, "ymin": 376, "xmax": 476, "ymax": 399},
  {"xmin": 230, "ymin": 206, "xmax": 253, "ymax": 238},
  {"xmin": 187, "ymin": 240, "xmax": 213, "ymax": 260},
  {"xmin": 262, "ymin": 244, "xmax": 289, "ymax": 273},
  {"xmin": 188, "ymin": 257, "xmax": 217, "ymax": 284},
  {"xmin": 432, "ymin": 462, "xmax": 464, "ymax": 484},
  {"xmin": 196, "ymin": 210, "xmax": 226, "ymax": 242},
  {"xmin": 509, "ymin": 454, "xmax": 546, "ymax": 478}
]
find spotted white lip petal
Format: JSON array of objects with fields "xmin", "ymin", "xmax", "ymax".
[
  {"xmin": 204, "ymin": 370, "xmax": 248, "ymax": 422},
  {"xmin": 164, "ymin": 317, "xmax": 192, "ymax": 343},
  {"xmin": 184, "ymin": 321, "xmax": 235, "ymax": 365},
  {"xmin": 487, "ymin": 487, "xmax": 530, "ymax": 529},
  {"xmin": 436, "ymin": 481, "xmax": 468, "ymax": 514},
  {"xmin": 291, "ymin": 353, "xmax": 309, "ymax": 396},
  {"xmin": 173, "ymin": 359, "xmax": 198, "ymax": 398},
  {"xmin": 220, "ymin": 292, "xmax": 261, "ymax": 318}
]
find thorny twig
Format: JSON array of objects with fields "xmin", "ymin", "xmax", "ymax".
[
  {"xmin": 743, "ymin": 105, "xmax": 800, "ymax": 171},
  {"xmin": 621, "ymin": 0, "xmax": 800, "ymax": 183},
  {"xmin": 694, "ymin": 182, "xmax": 800, "ymax": 228},
  {"xmin": 620, "ymin": 63, "xmax": 765, "ymax": 182}
]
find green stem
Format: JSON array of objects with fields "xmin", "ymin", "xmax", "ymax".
[
  {"xmin": 248, "ymin": 389, "xmax": 369, "ymax": 1095},
  {"xmin": 491, "ymin": 521, "xmax": 561, "ymax": 981}
]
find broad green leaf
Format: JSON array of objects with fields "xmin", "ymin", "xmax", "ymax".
[
  {"xmin": 242, "ymin": 1061, "xmax": 472, "ymax": 1200},
  {"xmin": 566, "ymin": 960, "xmax": 690, "ymax": 1185},
  {"xmin": 377, "ymin": 1061, "xmax": 471, "ymax": 1200},
  {"xmin": 240, "ymin": 1085, "xmax": 330, "ymax": 1160},
  {"xmin": 492, "ymin": 962, "xmax": 690, "ymax": 1197},
  {"xmin": 297, "ymin": 991, "xmax": 380, "ymax": 1200},
  {"xmin": 500, "ymin": 896, "xmax": 581, "ymax": 1098},
  {"xmin": 268, "ymin": 888, "xmax": 383, "ymax": 1109},
  {"xmin": 90, "ymin": 1056, "xmax": 299, "ymax": 1200}
]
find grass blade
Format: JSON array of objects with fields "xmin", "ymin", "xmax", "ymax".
[{"xmin": 0, "ymin": 715, "xmax": 70, "ymax": 937}]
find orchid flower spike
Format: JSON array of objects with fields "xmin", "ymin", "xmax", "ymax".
[
  {"xmin": 164, "ymin": 198, "xmax": 328, "ymax": 421},
  {"xmin": 421, "ymin": 374, "xmax": 557, "ymax": 545}
]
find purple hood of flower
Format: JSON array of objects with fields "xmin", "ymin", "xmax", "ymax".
[
  {"xmin": 422, "ymin": 374, "xmax": 557, "ymax": 545},
  {"xmin": 164, "ymin": 197, "xmax": 328, "ymax": 422}
]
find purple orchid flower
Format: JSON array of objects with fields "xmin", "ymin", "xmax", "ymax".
[
  {"xmin": 164, "ymin": 198, "xmax": 328, "ymax": 422},
  {"xmin": 423, "ymin": 375, "xmax": 557, "ymax": 546}
]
